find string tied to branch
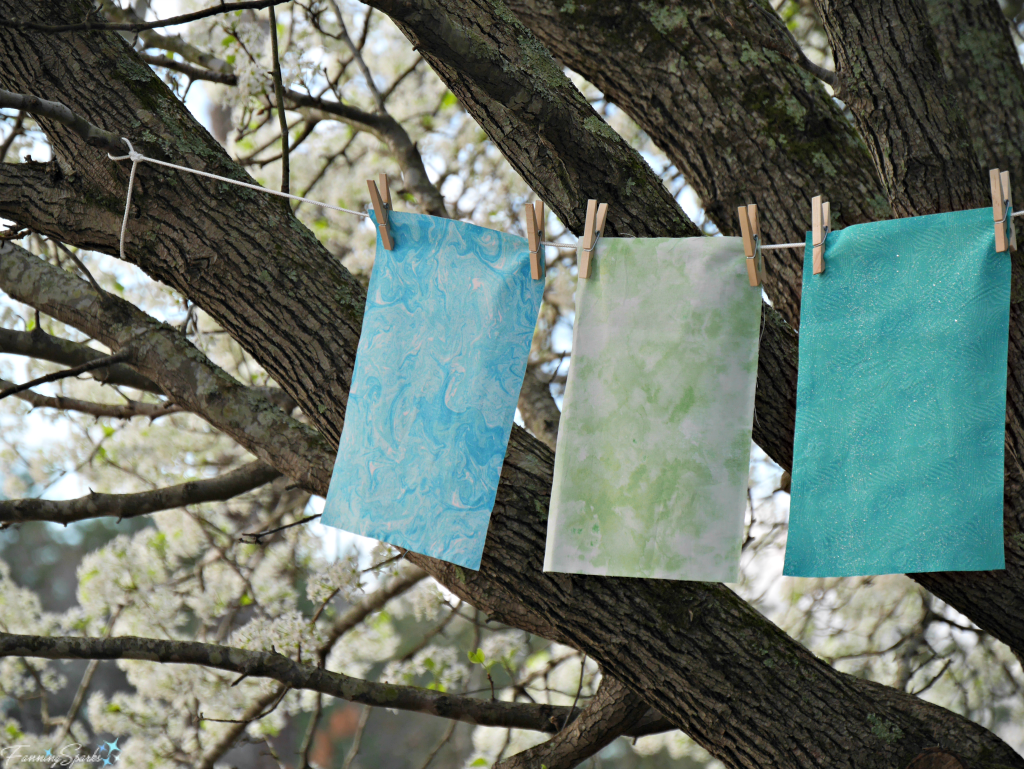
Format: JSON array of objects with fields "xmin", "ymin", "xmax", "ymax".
[{"xmin": 106, "ymin": 136, "xmax": 370, "ymax": 262}]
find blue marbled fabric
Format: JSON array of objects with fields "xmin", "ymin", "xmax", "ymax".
[
  {"xmin": 785, "ymin": 207, "xmax": 1009, "ymax": 577},
  {"xmin": 321, "ymin": 211, "xmax": 544, "ymax": 569}
]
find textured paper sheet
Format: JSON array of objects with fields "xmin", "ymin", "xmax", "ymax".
[
  {"xmin": 544, "ymin": 237, "xmax": 761, "ymax": 581},
  {"xmin": 785, "ymin": 207, "xmax": 1009, "ymax": 577},
  {"xmin": 321, "ymin": 211, "xmax": 544, "ymax": 570}
]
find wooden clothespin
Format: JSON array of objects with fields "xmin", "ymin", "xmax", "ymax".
[
  {"xmin": 737, "ymin": 203, "xmax": 765, "ymax": 287},
  {"xmin": 990, "ymin": 168, "xmax": 1016, "ymax": 253},
  {"xmin": 811, "ymin": 195, "xmax": 830, "ymax": 275},
  {"xmin": 366, "ymin": 172, "xmax": 394, "ymax": 250},
  {"xmin": 524, "ymin": 200, "xmax": 544, "ymax": 280},
  {"xmin": 578, "ymin": 199, "xmax": 608, "ymax": 279}
]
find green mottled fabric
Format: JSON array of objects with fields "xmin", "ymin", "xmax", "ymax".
[
  {"xmin": 785, "ymin": 207, "xmax": 1009, "ymax": 578},
  {"xmin": 544, "ymin": 237, "xmax": 761, "ymax": 581}
]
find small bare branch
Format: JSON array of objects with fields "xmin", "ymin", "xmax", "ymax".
[
  {"xmin": 0, "ymin": 1, "xmax": 290, "ymax": 34},
  {"xmin": 0, "ymin": 326, "xmax": 163, "ymax": 394},
  {"xmin": 268, "ymin": 4, "xmax": 290, "ymax": 194},
  {"xmin": 51, "ymin": 241, "xmax": 104, "ymax": 296},
  {"xmin": 0, "ymin": 88, "xmax": 123, "ymax": 153},
  {"xmin": 239, "ymin": 513, "xmax": 321, "ymax": 544},
  {"xmin": 0, "ymin": 376, "xmax": 180, "ymax": 420},
  {"xmin": 0, "ymin": 110, "xmax": 26, "ymax": 161},
  {"xmin": 0, "ymin": 461, "xmax": 280, "ymax": 527},
  {"xmin": 135, "ymin": 57, "xmax": 448, "ymax": 216},
  {"xmin": 0, "ymin": 350, "xmax": 130, "ymax": 401}
]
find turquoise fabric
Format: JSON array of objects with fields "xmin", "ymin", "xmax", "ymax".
[
  {"xmin": 785, "ymin": 207, "xmax": 1009, "ymax": 577},
  {"xmin": 321, "ymin": 211, "xmax": 543, "ymax": 570}
]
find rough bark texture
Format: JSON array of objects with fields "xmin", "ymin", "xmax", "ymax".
[
  {"xmin": 502, "ymin": 0, "xmax": 890, "ymax": 330},
  {"xmin": 502, "ymin": 0, "xmax": 1024, "ymax": 667},
  {"xmin": 925, "ymin": 0, "xmax": 1024, "ymax": 185},
  {"xmin": 1, "ymin": 1, "xmax": 1023, "ymax": 767},
  {"xmin": 517, "ymin": 365, "xmax": 563, "ymax": 451},
  {"xmin": 812, "ymin": 0, "xmax": 1024, "ymax": 669},
  {"xmin": 813, "ymin": 0, "xmax": 987, "ymax": 215},
  {"xmin": 0, "ymin": 240, "xmax": 336, "ymax": 493},
  {"xmin": 494, "ymin": 676, "xmax": 647, "ymax": 769}
]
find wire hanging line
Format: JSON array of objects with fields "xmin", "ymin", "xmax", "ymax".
[{"xmin": 106, "ymin": 137, "xmax": 1024, "ymax": 263}]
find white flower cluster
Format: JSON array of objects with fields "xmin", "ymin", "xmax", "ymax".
[{"xmin": 381, "ymin": 645, "xmax": 470, "ymax": 692}]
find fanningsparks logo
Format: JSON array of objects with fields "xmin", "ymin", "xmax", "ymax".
[{"xmin": 1, "ymin": 739, "xmax": 121, "ymax": 766}]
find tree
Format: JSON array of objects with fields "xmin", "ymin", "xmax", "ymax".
[{"xmin": 0, "ymin": 0, "xmax": 1023, "ymax": 767}]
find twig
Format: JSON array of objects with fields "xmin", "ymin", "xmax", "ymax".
[
  {"xmin": 51, "ymin": 240, "xmax": 105, "ymax": 297},
  {"xmin": 562, "ymin": 654, "xmax": 587, "ymax": 732},
  {"xmin": 199, "ymin": 686, "xmax": 290, "ymax": 724},
  {"xmin": 296, "ymin": 692, "xmax": 323, "ymax": 769},
  {"xmin": 0, "ymin": 1, "xmax": 291, "ymax": 33},
  {"xmin": 360, "ymin": 551, "xmax": 406, "ymax": 573},
  {"xmin": 341, "ymin": 706, "xmax": 371, "ymax": 769},
  {"xmin": 418, "ymin": 719, "xmax": 457, "ymax": 769},
  {"xmin": 910, "ymin": 658, "xmax": 953, "ymax": 696},
  {"xmin": 268, "ymin": 4, "xmax": 290, "ymax": 194},
  {"xmin": 239, "ymin": 513, "xmax": 321, "ymax": 544},
  {"xmin": 0, "ymin": 377, "xmax": 180, "ymax": 421},
  {"xmin": 0, "ymin": 350, "xmax": 130, "ymax": 401},
  {"xmin": 0, "ymin": 110, "xmax": 26, "ymax": 162},
  {"xmin": 0, "ymin": 89, "xmax": 122, "ymax": 154}
]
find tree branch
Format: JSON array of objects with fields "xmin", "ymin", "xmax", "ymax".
[
  {"xmin": 0, "ymin": 349, "xmax": 130, "ymax": 400},
  {"xmin": 197, "ymin": 565, "xmax": 430, "ymax": 769},
  {"xmin": 494, "ymin": 676, "xmax": 647, "ymax": 769},
  {"xmin": 0, "ymin": 88, "xmax": 123, "ymax": 154},
  {"xmin": 0, "ymin": 1, "xmax": 290, "ymax": 34},
  {"xmin": 2, "ymin": 6, "xmax": 1020, "ymax": 766},
  {"xmin": 517, "ymin": 364, "xmax": 561, "ymax": 451},
  {"xmin": 319, "ymin": 566, "xmax": 428, "ymax": 664},
  {"xmin": 0, "ymin": 376, "xmax": 180, "ymax": 420},
  {"xmin": 0, "ymin": 460, "xmax": 280, "ymax": 527},
  {"xmin": 0, "ymin": 240, "xmax": 332, "ymax": 493},
  {"xmin": 0, "ymin": 327, "xmax": 163, "ymax": 394},
  {"xmin": 0, "ymin": 109, "xmax": 26, "ymax": 161},
  {"xmin": 136, "ymin": 54, "xmax": 449, "ymax": 217},
  {"xmin": 0, "ymin": 629, "xmax": 674, "ymax": 738},
  {"xmin": 728, "ymin": 2, "xmax": 839, "ymax": 89},
  {"xmin": 267, "ymin": 4, "xmax": 289, "ymax": 195},
  {"xmin": 100, "ymin": 1, "xmax": 235, "ymax": 75}
]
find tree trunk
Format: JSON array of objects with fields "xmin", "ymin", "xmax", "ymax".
[{"xmin": 0, "ymin": 1, "xmax": 1022, "ymax": 767}]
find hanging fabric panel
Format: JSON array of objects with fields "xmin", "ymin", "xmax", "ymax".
[
  {"xmin": 785, "ymin": 207, "xmax": 1010, "ymax": 577},
  {"xmin": 545, "ymin": 237, "xmax": 761, "ymax": 581},
  {"xmin": 322, "ymin": 211, "xmax": 544, "ymax": 570}
]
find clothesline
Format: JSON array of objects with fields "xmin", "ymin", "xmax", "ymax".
[{"xmin": 106, "ymin": 138, "xmax": 1024, "ymax": 260}]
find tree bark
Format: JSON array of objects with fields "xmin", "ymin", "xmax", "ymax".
[
  {"xmin": 503, "ymin": 0, "xmax": 889, "ymax": 330},
  {"xmin": 813, "ymin": 0, "xmax": 987, "ymax": 214},
  {"xmin": 499, "ymin": 0, "xmax": 1024, "ymax": 664},
  {"xmin": 0, "ymin": 1, "xmax": 1022, "ymax": 767},
  {"xmin": 494, "ymin": 676, "xmax": 647, "ymax": 769},
  {"xmin": 924, "ymin": 0, "xmax": 1024, "ymax": 187}
]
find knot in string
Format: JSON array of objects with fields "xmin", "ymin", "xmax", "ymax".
[{"xmin": 108, "ymin": 137, "xmax": 143, "ymax": 164}]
